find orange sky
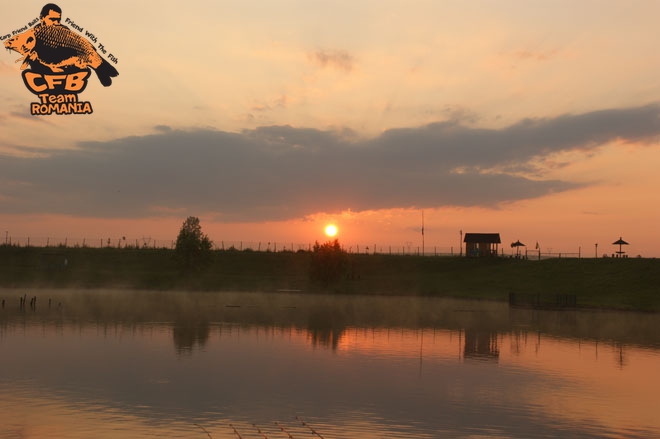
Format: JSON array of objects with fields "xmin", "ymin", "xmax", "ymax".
[{"xmin": 1, "ymin": 1, "xmax": 659, "ymax": 256}]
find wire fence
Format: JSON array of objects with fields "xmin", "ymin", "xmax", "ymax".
[
  {"xmin": 2, "ymin": 236, "xmax": 175, "ymax": 250},
  {"xmin": 513, "ymin": 251, "xmax": 582, "ymax": 260},
  {"xmin": 0, "ymin": 235, "xmax": 458, "ymax": 255},
  {"xmin": 0, "ymin": 235, "xmax": 601, "ymax": 259}
]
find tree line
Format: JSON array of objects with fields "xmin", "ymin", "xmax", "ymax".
[{"xmin": 176, "ymin": 216, "xmax": 348, "ymax": 284}]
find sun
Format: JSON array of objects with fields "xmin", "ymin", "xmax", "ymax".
[{"xmin": 324, "ymin": 224, "xmax": 338, "ymax": 237}]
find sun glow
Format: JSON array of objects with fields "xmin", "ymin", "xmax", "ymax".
[{"xmin": 325, "ymin": 224, "xmax": 338, "ymax": 237}]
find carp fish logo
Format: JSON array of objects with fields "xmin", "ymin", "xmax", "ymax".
[{"xmin": 3, "ymin": 3, "xmax": 119, "ymax": 115}]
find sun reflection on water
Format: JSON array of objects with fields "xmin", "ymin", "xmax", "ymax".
[{"xmin": 0, "ymin": 290, "xmax": 659, "ymax": 438}]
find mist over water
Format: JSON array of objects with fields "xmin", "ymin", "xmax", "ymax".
[{"xmin": 1, "ymin": 290, "xmax": 658, "ymax": 438}]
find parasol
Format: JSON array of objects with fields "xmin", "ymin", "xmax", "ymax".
[
  {"xmin": 510, "ymin": 240, "xmax": 525, "ymax": 256},
  {"xmin": 612, "ymin": 237, "xmax": 629, "ymax": 256}
]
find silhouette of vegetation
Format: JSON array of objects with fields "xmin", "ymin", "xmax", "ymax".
[
  {"xmin": 1, "ymin": 244, "xmax": 660, "ymax": 311},
  {"xmin": 175, "ymin": 216, "xmax": 213, "ymax": 271},
  {"xmin": 173, "ymin": 320, "xmax": 210, "ymax": 354},
  {"xmin": 310, "ymin": 239, "xmax": 349, "ymax": 286}
]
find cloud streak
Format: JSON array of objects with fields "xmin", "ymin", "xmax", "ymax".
[
  {"xmin": 308, "ymin": 49, "xmax": 355, "ymax": 72},
  {"xmin": 0, "ymin": 104, "xmax": 658, "ymax": 222}
]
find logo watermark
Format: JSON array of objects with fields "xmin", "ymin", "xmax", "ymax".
[{"xmin": 3, "ymin": 3, "xmax": 119, "ymax": 115}]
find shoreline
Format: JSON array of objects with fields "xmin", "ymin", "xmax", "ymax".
[{"xmin": 0, "ymin": 246, "xmax": 658, "ymax": 312}]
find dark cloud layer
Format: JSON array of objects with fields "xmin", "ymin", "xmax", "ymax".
[{"xmin": 0, "ymin": 104, "xmax": 658, "ymax": 222}]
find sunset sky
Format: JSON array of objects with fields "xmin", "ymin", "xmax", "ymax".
[{"xmin": 1, "ymin": 1, "xmax": 659, "ymax": 256}]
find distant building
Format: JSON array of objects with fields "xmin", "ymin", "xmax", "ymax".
[{"xmin": 464, "ymin": 233, "xmax": 501, "ymax": 257}]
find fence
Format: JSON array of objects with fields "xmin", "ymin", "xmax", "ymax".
[
  {"xmin": 1, "ymin": 235, "xmax": 592, "ymax": 259},
  {"xmin": 2, "ymin": 236, "xmax": 175, "ymax": 250},
  {"xmin": 0, "ymin": 235, "xmax": 457, "ymax": 255},
  {"xmin": 513, "ymin": 251, "xmax": 582, "ymax": 260}
]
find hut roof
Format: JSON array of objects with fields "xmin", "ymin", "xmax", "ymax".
[{"xmin": 464, "ymin": 233, "xmax": 501, "ymax": 244}]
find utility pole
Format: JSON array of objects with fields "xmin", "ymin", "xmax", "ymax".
[{"xmin": 421, "ymin": 211, "xmax": 425, "ymax": 256}]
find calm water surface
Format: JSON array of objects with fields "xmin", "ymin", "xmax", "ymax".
[{"xmin": 0, "ymin": 289, "xmax": 659, "ymax": 439}]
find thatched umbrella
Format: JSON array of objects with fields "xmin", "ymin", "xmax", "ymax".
[
  {"xmin": 612, "ymin": 237, "xmax": 629, "ymax": 257},
  {"xmin": 510, "ymin": 240, "xmax": 525, "ymax": 257}
]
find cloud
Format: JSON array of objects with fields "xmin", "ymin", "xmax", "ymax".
[
  {"xmin": 154, "ymin": 125, "xmax": 173, "ymax": 133},
  {"xmin": 0, "ymin": 109, "xmax": 51, "ymax": 126},
  {"xmin": 511, "ymin": 49, "xmax": 559, "ymax": 62},
  {"xmin": 250, "ymin": 95, "xmax": 289, "ymax": 113},
  {"xmin": 308, "ymin": 49, "xmax": 355, "ymax": 72},
  {"xmin": 0, "ymin": 104, "xmax": 658, "ymax": 222},
  {"xmin": 0, "ymin": 60, "xmax": 16, "ymax": 75}
]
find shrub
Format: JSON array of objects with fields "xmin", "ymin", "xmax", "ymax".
[{"xmin": 310, "ymin": 239, "xmax": 348, "ymax": 285}]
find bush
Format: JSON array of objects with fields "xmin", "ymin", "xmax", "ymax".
[{"xmin": 310, "ymin": 239, "xmax": 348, "ymax": 285}]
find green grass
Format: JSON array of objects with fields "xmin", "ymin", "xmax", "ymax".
[
  {"xmin": 343, "ymin": 255, "xmax": 660, "ymax": 310},
  {"xmin": 1, "ymin": 246, "xmax": 658, "ymax": 311}
]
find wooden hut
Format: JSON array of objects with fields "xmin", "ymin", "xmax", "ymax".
[{"xmin": 464, "ymin": 233, "xmax": 501, "ymax": 257}]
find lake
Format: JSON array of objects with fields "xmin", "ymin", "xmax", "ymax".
[{"xmin": 1, "ymin": 289, "xmax": 659, "ymax": 438}]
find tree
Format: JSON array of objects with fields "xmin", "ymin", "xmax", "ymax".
[
  {"xmin": 175, "ymin": 216, "xmax": 213, "ymax": 271},
  {"xmin": 310, "ymin": 239, "xmax": 349, "ymax": 285}
]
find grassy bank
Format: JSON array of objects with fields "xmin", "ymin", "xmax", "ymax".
[{"xmin": 0, "ymin": 246, "xmax": 658, "ymax": 311}]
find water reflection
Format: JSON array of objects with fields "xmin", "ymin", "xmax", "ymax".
[
  {"xmin": 463, "ymin": 330, "xmax": 499, "ymax": 361},
  {"xmin": 2, "ymin": 290, "xmax": 660, "ymax": 352},
  {"xmin": 173, "ymin": 320, "xmax": 210, "ymax": 353},
  {"xmin": 0, "ymin": 289, "xmax": 659, "ymax": 438}
]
